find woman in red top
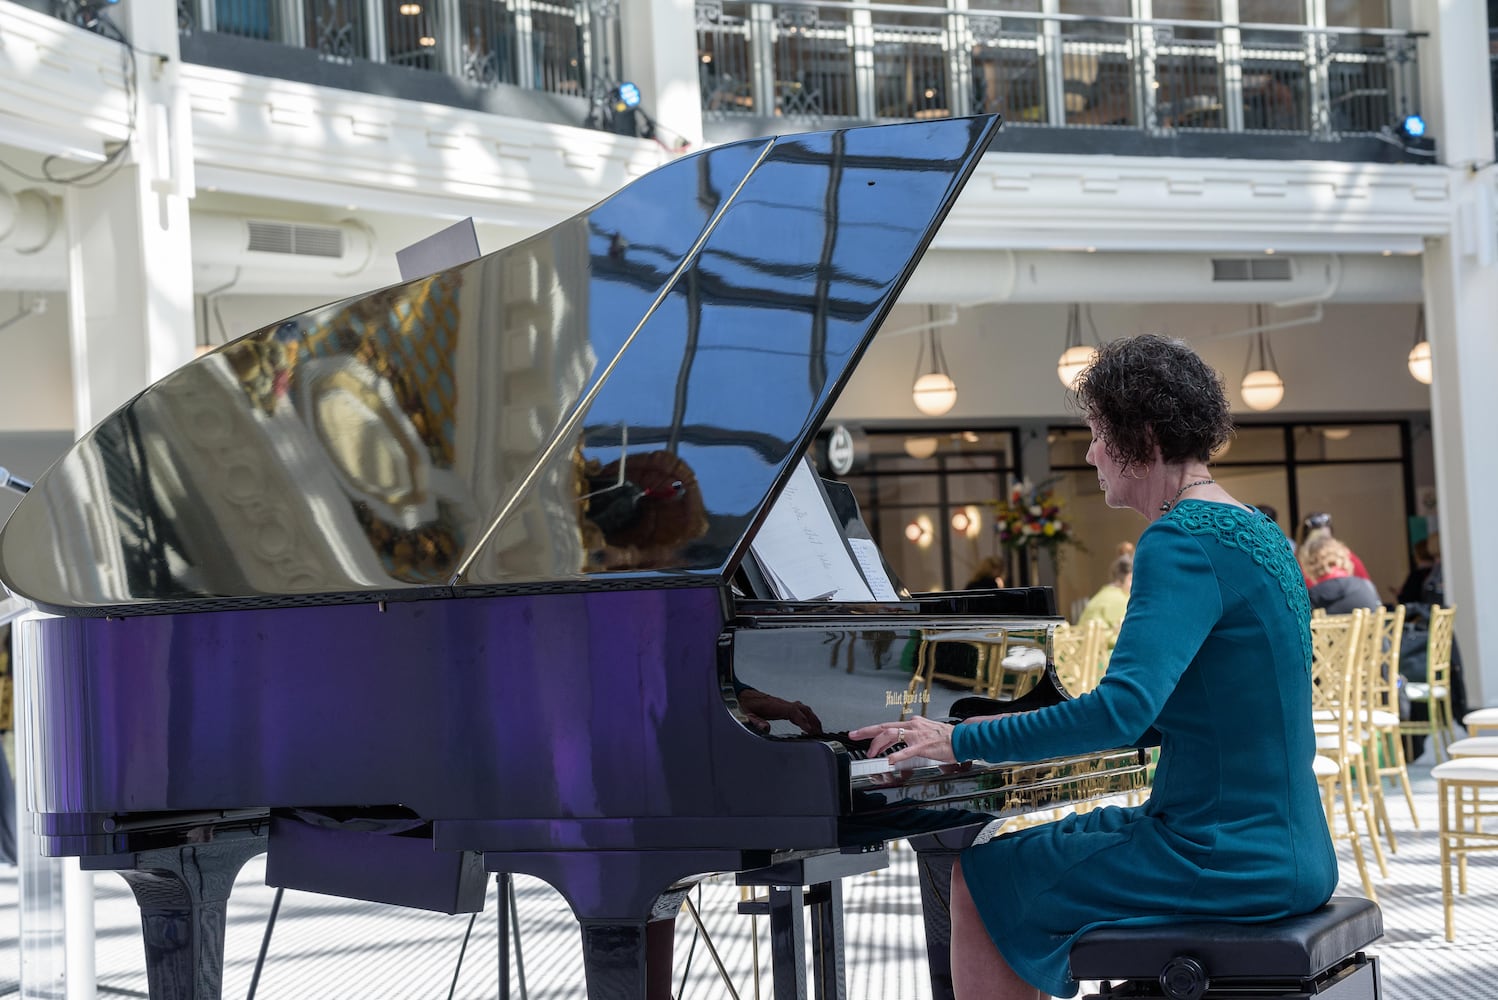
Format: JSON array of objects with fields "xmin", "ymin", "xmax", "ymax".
[{"xmin": 1298, "ymin": 511, "xmax": 1369, "ymax": 585}]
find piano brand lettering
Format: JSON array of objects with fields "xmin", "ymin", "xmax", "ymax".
[{"xmin": 885, "ymin": 688, "xmax": 931, "ymax": 707}]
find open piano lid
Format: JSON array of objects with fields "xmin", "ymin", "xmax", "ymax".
[{"xmin": 0, "ymin": 116, "xmax": 1001, "ymax": 616}]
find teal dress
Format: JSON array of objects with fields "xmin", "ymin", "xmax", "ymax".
[{"xmin": 951, "ymin": 501, "xmax": 1338, "ymax": 998}]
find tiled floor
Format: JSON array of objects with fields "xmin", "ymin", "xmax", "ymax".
[{"xmin": 1, "ymin": 759, "xmax": 1495, "ymax": 998}]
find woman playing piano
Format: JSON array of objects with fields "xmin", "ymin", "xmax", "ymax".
[{"xmin": 854, "ymin": 334, "xmax": 1337, "ymax": 1000}]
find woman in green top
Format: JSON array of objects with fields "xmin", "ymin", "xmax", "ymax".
[
  {"xmin": 1077, "ymin": 551, "xmax": 1133, "ymax": 666},
  {"xmin": 853, "ymin": 335, "xmax": 1336, "ymax": 1000}
]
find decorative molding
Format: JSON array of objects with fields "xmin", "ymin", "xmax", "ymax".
[
  {"xmin": 0, "ymin": 2, "xmax": 132, "ymax": 160},
  {"xmin": 937, "ymin": 153, "xmax": 1453, "ymax": 253},
  {"xmin": 181, "ymin": 64, "xmax": 673, "ymax": 230}
]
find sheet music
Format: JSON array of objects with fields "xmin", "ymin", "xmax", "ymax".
[
  {"xmin": 750, "ymin": 460, "xmax": 875, "ymax": 602},
  {"xmin": 846, "ymin": 537, "xmax": 900, "ymax": 601}
]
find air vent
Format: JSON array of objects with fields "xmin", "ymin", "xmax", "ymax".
[
  {"xmin": 1211, "ymin": 257, "xmax": 1293, "ymax": 281},
  {"xmin": 246, "ymin": 221, "xmax": 346, "ymax": 258}
]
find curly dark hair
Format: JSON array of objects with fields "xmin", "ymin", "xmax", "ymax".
[{"xmin": 1071, "ymin": 334, "xmax": 1233, "ymax": 470}]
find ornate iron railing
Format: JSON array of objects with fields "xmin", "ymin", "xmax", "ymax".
[
  {"xmin": 697, "ymin": 3, "xmax": 1424, "ymax": 140},
  {"xmin": 174, "ymin": 0, "xmax": 601, "ymax": 104},
  {"xmin": 24, "ymin": 0, "xmax": 1429, "ymax": 144}
]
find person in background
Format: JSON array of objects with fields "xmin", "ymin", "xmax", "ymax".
[
  {"xmin": 1302, "ymin": 536, "xmax": 1381, "ymax": 613},
  {"xmin": 964, "ymin": 554, "xmax": 1007, "ymax": 590},
  {"xmin": 1298, "ymin": 511, "xmax": 1370, "ymax": 583},
  {"xmin": 851, "ymin": 334, "xmax": 1335, "ymax": 1000},
  {"xmin": 1394, "ymin": 533, "xmax": 1437, "ymax": 606},
  {"xmin": 1076, "ymin": 553, "xmax": 1133, "ymax": 662}
]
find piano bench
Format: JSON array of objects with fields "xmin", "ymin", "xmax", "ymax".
[{"xmin": 1069, "ymin": 896, "xmax": 1383, "ymax": 1000}]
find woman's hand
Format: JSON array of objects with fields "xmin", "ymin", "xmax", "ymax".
[
  {"xmin": 737, "ymin": 689, "xmax": 824, "ymax": 734},
  {"xmin": 849, "ymin": 716, "xmax": 957, "ymax": 765}
]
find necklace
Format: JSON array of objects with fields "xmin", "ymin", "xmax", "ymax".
[{"xmin": 1160, "ymin": 478, "xmax": 1215, "ymax": 513}]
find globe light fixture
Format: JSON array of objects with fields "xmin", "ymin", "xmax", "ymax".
[
  {"xmin": 1408, "ymin": 307, "xmax": 1432, "ymax": 385},
  {"xmin": 1240, "ymin": 326, "xmax": 1285, "ymax": 412},
  {"xmin": 911, "ymin": 327, "xmax": 957, "ymax": 415},
  {"xmin": 903, "ymin": 436, "xmax": 940, "ymax": 459},
  {"xmin": 1055, "ymin": 303, "xmax": 1099, "ymax": 389},
  {"xmin": 1241, "ymin": 369, "xmax": 1285, "ymax": 411}
]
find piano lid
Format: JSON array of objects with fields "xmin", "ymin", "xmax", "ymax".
[{"xmin": 0, "ymin": 116, "xmax": 1000, "ymax": 616}]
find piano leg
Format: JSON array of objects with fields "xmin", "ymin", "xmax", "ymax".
[
  {"xmin": 739, "ymin": 849, "xmax": 887, "ymax": 1000},
  {"xmin": 808, "ymin": 879, "xmax": 847, "ymax": 1000},
  {"xmin": 906, "ymin": 823, "xmax": 989, "ymax": 1000},
  {"xmin": 578, "ymin": 920, "xmax": 651, "ymax": 1000},
  {"xmin": 483, "ymin": 849, "xmax": 742, "ymax": 1000},
  {"xmin": 109, "ymin": 836, "xmax": 267, "ymax": 1000},
  {"xmin": 757, "ymin": 880, "xmax": 846, "ymax": 1000},
  {"xmin": 765, "ymin": 885, "xmax": 808, "ymax": 999}
]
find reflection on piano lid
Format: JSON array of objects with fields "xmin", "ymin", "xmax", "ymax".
[{"xmin": 0, "ymin": 116, "xmax": 1004, "ymax": 617}]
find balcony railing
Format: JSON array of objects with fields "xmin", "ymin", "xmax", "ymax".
[
  {"xmin": 696, "ymin": 4, "xmax": 1424, "ymax": 141},
  {"xmin": 21, "ymin": 0, "xmax": 1429, "ymax": 153},
  {"xmin": 172, "ymin": 0, "xmax": 609, "ymax": 107}
]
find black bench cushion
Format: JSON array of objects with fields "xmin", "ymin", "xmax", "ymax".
[{"xmin": 1069, "ymin": 897, "xmax": 1382, "ymax": 981}]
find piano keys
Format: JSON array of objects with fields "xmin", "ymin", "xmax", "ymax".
[{"xmin": 0, "ymin": 113, "xmax": 1149, "ymax": 1000}]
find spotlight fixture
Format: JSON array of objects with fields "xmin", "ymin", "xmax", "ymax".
[
  {"xmin": 1240, "ymin": 320, "xmax": 1284, "ymax": 412},
  {"xmin": 911, "ymin": 326, "xmax": 957, "ymax": 416},
  {"xmin": 1378, "ymin": 109, "xmax": 1436, "ymax": 159},
  {"xmin": 1056, "ymin": 303, "xmax": 1099, "ymax": 390},
  {"xmin": 1407, "ymin": 306, "xmax": 1432, "ymax": 385},
  {"xmin": 614, "ymin": 81, "xmax": 642, "ymax": 111}
]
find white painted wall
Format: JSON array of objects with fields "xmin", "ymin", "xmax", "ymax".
[{"xmin": 0, "ymin": 294, "xmax": 71, "ymax": 431}]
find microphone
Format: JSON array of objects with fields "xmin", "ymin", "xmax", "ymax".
[{"xmin": 0, "ymin": 466, "xmax": 33, "ymax": 496}]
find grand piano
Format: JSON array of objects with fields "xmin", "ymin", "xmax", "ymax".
[{"xmin": 0, "ymin": 115, "xmax": 1149, "ymax": 1000}]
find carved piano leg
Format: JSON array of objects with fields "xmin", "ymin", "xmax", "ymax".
[{"xmin": 111, "ymin": 837, "xmax": 267, "ymax": 1000}]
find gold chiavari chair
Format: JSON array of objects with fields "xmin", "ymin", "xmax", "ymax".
[
  {"xmin": 1463, "ymin": 707, "xmax": 1498, "ymax": 736},
  {"xmin": 1054, "ymin": 619, "xmax": 1106, "ymax": 696},
  {"xmin": 1432, "ymin": 754, "xmax": 1498, "ymax": 940},
  {"xmin": 1360, "ymin": 605, "xmax": 1416, "ymax": 840},
  {"xmin": 1310, "ymin": 609, "xmax": 1380, "ymax": 901},
  {"xmin": 1400, "ymin": 605, "xmax": 1458, "ymax": 762}
]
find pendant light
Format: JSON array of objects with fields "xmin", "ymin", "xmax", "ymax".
[
  {"xmin": 911, "ymin": 326, "xmax": 957, "ymax": 415},
  {"xmin": 1407, "ymin": 306, "xmax": 1432, "ymax": 385},
  {"xmin": 1056, "ymin": 303, "xmax": 1099, "ymax": 389},
  {"xmin": 1240, "ymin": 309, "xmax": 1284, "ymax": 412}
]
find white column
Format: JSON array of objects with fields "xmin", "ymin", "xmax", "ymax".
[
  {"xmin": 618, "ymin": 0, "xmax": 705, "ymax": 149},
  {"xmin": 64, "ymin": 0, "xmax": 196, "ymax": 432},
  {"xmin": 1412, "ymin": 0, "xmax": 1498, "ymax": 708}
]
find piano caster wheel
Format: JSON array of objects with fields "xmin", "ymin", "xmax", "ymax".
[{"xmin": 1159, "ymin": 956, "xmax": 1209, "ymax": 1000}]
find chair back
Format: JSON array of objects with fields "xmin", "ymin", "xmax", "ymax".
[
  {"xmin": 1310, "ymin": 610, "xmax": 1367, "ymax": 747},
  {"xmin": 1427, "ymin": 605, "xmax": 1456, "ymax": 691},
  {"xmin": 1052, "ymin": 623, "xmax": 1090, "ymax": 695},
  {"xmin": 1364, "ymin": 604, "xmax": 1406, "ymax": 716}
]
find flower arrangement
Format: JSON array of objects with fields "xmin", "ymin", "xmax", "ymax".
[{"xmin": 990, "ymin": 479, "xmax": 1077, "ymax": 552}]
